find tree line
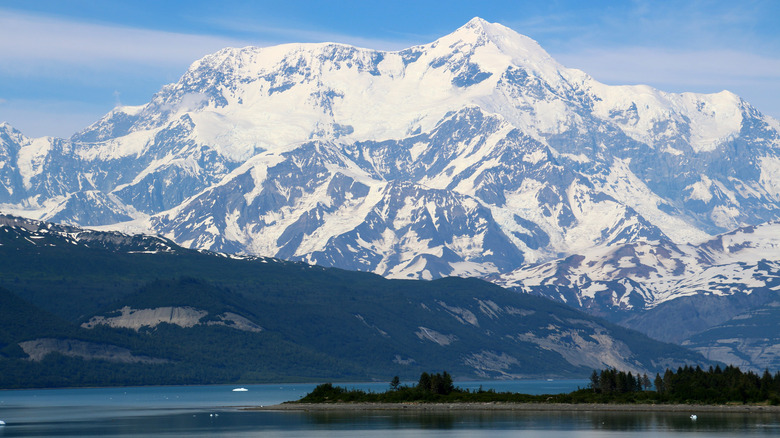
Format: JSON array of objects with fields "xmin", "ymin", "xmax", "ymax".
[
  {"xmin": 653, "ymin": 365, "xmax": 780, "ymax": 404},
  {"xmin": 589, "ymin": 368, "xmax": 652, "ymax": 394},
  {"xmin": 299, "ymin": 366, "xmax": 780, "ymax": 405},
  {"xmin": 589, "ymin": 365, "xmax": 780, "ymax": 404}
]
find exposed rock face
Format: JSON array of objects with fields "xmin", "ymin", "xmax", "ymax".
[
  {"xmin": 207, "ymin": 312, "xmax": 264, "ymax": 333},
  {"xmin": 18, "ymin": 338, "xmax": 168, "ymax": 364},
  {"xmin": 415, "ymin": 327, "xmax": 457, "ymax": 346},
  {"xmin": 680, "ymin": 300, "xmax": 780, "ymax": 370},
  {"xmin": 462, "ymin": 351, "xmax": 521, "ymax": 378},
  {"xmin": 82, "ymin": 306, "xmax": 263, "ymax": 332},
  {"xmin": 513, "ymin": 324, "xmax": 636, "ymax": 371}
]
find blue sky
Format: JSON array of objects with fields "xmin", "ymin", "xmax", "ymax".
[{"xmin": 1, "ymin": 0, "xmax": 779, "ymax": 138}]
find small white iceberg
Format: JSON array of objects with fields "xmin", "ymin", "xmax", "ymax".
[{"xmin": 232, "ymin": 387, "xmax": 249, "ymax": 392}]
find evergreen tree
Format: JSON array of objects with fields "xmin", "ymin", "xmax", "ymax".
[
  {"xmin": 641, "ymin": 373, "xmax": 652, "ymax": 391},
  {"xmin": 417, "ymin": 372, "xmax": 431, "ymax": 392},
  {"xmin": 430, "ymin": 373, "xmax": 444, "ymax": 394},
  {"xmin": 654, "ymin": 373, "xmax": 665, "ymax": 394},
  {"xmin": 390, "ymin": 375, "xmax": 400, "ymax": 391},
  {"xmin": 599, "ymin": 369, "xmax": 615, "ymax": 393},
  {"xmin": 590, "ymin": 370, "xmax": 600, "ymax": 393},
  {"xmin": 441, "ymin": 371, "xmax": 455, "ymax": 395}
]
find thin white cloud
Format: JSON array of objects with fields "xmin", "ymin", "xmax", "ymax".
[
  {"xmin": 0, "ymin": 9, "xmax": 255, "ymax": 71},
  {"xmin": 556, "ymin": 48, "xmax": 780, "ymax": 88},
  {"xmin": 0, "ymin": 98, "xmax": 112, "ymax": 138},
  {"xmin": 195, "ymin": 16, "xmax": 420, "ymax": 51},
  {"xmin": 0, "ymin": 8, "xmax": 417, "ymax": 75}
]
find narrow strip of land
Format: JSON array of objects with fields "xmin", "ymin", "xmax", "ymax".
[
  {"xmin": 256, "ymin": 368, "xmax": 780, "ymax": 413},
  {"xmin": 249, "ymin": 402, "xmax": 780, "ymax": 413}
]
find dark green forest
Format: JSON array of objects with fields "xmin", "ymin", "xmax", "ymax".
[
  {"xmin": 0, "ymin": 215, "xmax": 711, "ymax": 388},
  {"xmin": 652, "ymin": 365, "xmax": 780, "ymax": 404},
  {"xmin": 299, "ymin": 366, "xmax": 780, "ymax": 405}
]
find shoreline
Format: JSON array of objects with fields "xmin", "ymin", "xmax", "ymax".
[{"xmin": 248, "ymin": 402, "xmax": 780, "ymax": 413}]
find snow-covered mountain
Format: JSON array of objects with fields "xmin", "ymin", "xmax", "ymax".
[
  {"xmin": 494, "ymin": 221, "xmax": 780, "ymax": 370},
  {"xmin": 496, "ymin": 221, "xmax": 780, "ymax": 314},
  {"xmin": 1, "ymin": 18, "xmax": 779, "ymax": 295}
]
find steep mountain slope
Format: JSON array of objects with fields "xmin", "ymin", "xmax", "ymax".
[
  {"xmin": 495, "ymin": 221, "xmax": 780, "ymax": 370},
  {"xmin": 1, "ymin": 18, "xmax": 778, "ymax": 282},
  {"xmin": 0, "ymin": 214, "xmax": 709, "ymax": 388},
  {"xmin": 498, "ymin": 221, "xmax": 780, "ymax": 313},
  {"xmin": 681, "ymin": 299, "xmax": 780, "ymax": 368}
]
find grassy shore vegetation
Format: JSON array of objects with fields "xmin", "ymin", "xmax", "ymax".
[{"xmin": 297, "ymin": 366, "xmax": 780, "ymax": 405}]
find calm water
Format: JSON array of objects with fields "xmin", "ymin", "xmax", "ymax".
[{"xmin": 0, "ymin": 381, "xmax": 778, "ymax": 437}]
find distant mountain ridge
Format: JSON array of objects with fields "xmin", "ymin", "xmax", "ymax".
[
  {"xmin": 497, "ymin": 220, "xmax": 780, "ymax": 312},
  {"xmin": 494, "ymin": 221, "xmax": 780, "ymax": 370},
  {"xmin": 0, "ymin": 214, "xmax": 709, "ymax": 388}
]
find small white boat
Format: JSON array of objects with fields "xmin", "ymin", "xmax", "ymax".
[
  {"xmin": 690, "ymin": 414, "xmax": 697, "ymax": 420},
  {"xmin": 232, "ymin": 387, "xmax": 249, "ymax": 392},
  {"xmin": 0, "ymin": 420, "xmax": 5, "ymax": 426}
]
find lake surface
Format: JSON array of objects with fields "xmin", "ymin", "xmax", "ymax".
[{"xmin": 0, "ymin": 380, "xmax": 778, "ymax": 437}]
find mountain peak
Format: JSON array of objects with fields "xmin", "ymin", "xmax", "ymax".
[
  {"xmin": 0, "ymin": 121, "xmax": 17, "ymax": 133},
  {"xmin": 450, "ymin": 17, "xmax": 525, "ymax": 43},
  {"xmin": 0, "ymin": 121, "xmax": 27, "ymax": 144},
  {"xmin": 462, "ymin": 16, "xmax": 494, "ymax": 30},
  {"xmin": 457, "ymin": 17, "xmax": 515, "ymax": 34},
  {"xmin": 442, "ymin": 17, "xmax": 562, "ymax": 75}
]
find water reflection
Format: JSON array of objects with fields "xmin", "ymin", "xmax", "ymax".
[
  {"xmin": 298, "ymin": 409, "xmax": 780, "ymax": 433},
  {"xmin": 588, "ymin": 411, "xmax": 780, "ymax": 433},
  {"xmin": 1, "ymin": 409, "xmax": 779, "ymax": 437}
]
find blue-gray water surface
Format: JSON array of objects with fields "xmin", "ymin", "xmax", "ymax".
[{"xmin": 0, "ymin": 381, "xmax": 778, "ymax": 437}]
